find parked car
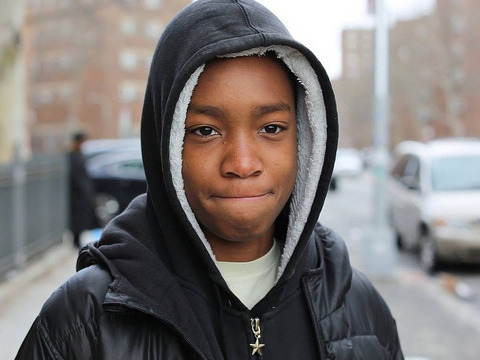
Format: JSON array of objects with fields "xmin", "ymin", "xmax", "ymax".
[
  {"xmin": 388, "ymin": 138, "xmax": 480, "ymax": 272},
  {"xmin": 82, "ymin": 138, "xmax": 141, "ymax": 160},
  {"xmin": 86, "ymin": 148, "xmax": 146, "ymax": 227},
  {"xmin": 330, "ymin": 148, "xmax": 363, "ymax": 190}
]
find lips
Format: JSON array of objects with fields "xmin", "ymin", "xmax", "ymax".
[
  {"xmin": 217, "ymin": 194, "xmax": 267, "ymax": 198},
  {"xmin": 210, "ymin": 192, "xmax": 274, "ymax": 200}
]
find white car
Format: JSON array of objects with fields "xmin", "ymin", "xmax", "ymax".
[
  {"xmin": 330, "ymin": 148, "xmax": 363, "ymax": 190},
  {"xmin": 388, "ymin": 138, "xmax": 480, "ymax": 272}
]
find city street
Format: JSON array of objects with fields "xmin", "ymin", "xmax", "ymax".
[
  {"xmin": 321, "ymin": 172, "xmax": 480, "ymax": 359},
  {"xmin": 2, "ymin": 0, "xmax": 480, "ymax": 358},
  {"xmin": 1, "ymin": 171, "xmax": 480, "ymax": 359}
]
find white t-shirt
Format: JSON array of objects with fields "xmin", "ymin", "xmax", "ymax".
[{"xmin": 217, "ymin": 240, "xmax": 281, "ymax": 310}]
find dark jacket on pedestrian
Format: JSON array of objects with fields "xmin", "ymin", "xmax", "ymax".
[
  {"xmin": 68, "ymin": 146, "xmax": 96, "ymax": 236},
  {"xmin": 16, "ymin": 0, "xmax": 404, "ymax": 359}
]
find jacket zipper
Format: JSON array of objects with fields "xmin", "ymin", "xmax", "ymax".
[
  {"xmin": 249, "ymin": 317, "xmax": 265, "ymax": 357},
  {"xmin": 302, "ymin": 278, "xmax": 328, "ymax": 359}
]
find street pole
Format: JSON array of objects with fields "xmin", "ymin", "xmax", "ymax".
[
  {"xmin": 364, "ymin": 0, "xmax": 397, "ymax": 277},
  {"xmin": 12, "ymin": 144, "xmax": 27, "ymax": 270}
]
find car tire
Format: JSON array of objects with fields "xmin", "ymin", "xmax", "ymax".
[
  {"xmin": 95, "ymin": 193, "xmax": 120, "ymax": 227},
  {"xmin": 419, "ymin": 231, "xmax": 439, "ymax": 274}
]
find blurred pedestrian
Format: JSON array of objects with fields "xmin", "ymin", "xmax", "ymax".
[
  {"xmin": 68, "ymin": 131, "xmax": 96, "ymax": 248},
  {"xmin": 16, "ymin": 1, "xmax": 403, "ymax": 359}
]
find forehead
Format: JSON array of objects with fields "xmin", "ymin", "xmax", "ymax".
[
  {"xmin": 204, "ymin": 54, "xmax": 289, "ymax": 74},
  {"xmin": 192, "ymin": 55, "xmax": 296, "ymax": 102}
]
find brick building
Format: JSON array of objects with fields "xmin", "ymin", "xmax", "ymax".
[
  {"xmin": 390, "ymin": 0, "xmax": 480, "ymax": 143},
  {"xmin": 24, "ymin": 0, "xmax": 190, "ymax": 154},
  {"xmin": 335, "ymin": 0, "xmax": 480, "ymax": 148},
  {"xmin": 333, "ymin": 28, "xmax": 374, "ymax": 148}
]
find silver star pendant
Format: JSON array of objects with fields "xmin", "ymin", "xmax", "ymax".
[{"xmin": 250, "ymin": 338, "xmax": 265, "ymax": 355}]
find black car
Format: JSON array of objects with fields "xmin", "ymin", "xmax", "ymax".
[
  {"xmin": 82, "ymin": 138, "xmax": 141, "ymax": 160},
  {"xmin": 86, "ymin": 149, "xmax": 146, "ymax": 227}
]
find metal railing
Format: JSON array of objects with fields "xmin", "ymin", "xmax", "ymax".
[{"xmin": 0, "ymin": 154, "xmax": 68, "ymax": 278}]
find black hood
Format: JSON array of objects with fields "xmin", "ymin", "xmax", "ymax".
[
  {"xmin": 140, "ymin": 0, "xmax": 338, "ymax": 282},
  {"xmin": 81, "ymin": 0, "xmax": 339, "ymax": 296}
]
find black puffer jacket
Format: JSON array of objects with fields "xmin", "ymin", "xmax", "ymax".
[{"xmin": 17, "ymin": 0, "xmax": 404, "ymax": 359}]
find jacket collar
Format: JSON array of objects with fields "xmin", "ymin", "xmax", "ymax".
[{"xmin": 77, "ymin": 195, "xmax": 223, "ymax": 360}]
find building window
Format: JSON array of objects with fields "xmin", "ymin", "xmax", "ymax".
[
  {"xmin": 119, "ymin": 108, "xmax": 134, "ymax": 137},
  {"xmin": 450, "ymin": 15, "xmax": 465, "ymax": 34},
  {"xmin": 145, "ymin": 0, "xmax": 162, "ymax": 9},
  {"xmin": 61, "ymin": 0, "xmax": 73, "ymax": 7},
  {"xmin": 60, "ymin": 21, "xmax": 73, "ymax": 39},
  {"xmin": 119, "ymin": 83, "xmax": 138, "ymax": 102},
  {"xmin": 346, "ymin": 32, "xmax": 358, "ymax": 48},
  {"xmin": 58, "ymin": 84, "xmax": 73, "ymax": 99},
  {"xmin": 121, "ymin": 18, "xmax": 136, "ymax": 36},
  {"xmin": 58, "ymin": 55, "xmax": 72, "ymax": 70},
  {"xmin": 119, "ymin": 50, "xmax": 137, "ymax": 71},
  {"xmin": 145, "ymin": 21, "xmax": 162, "ymax": 39},
  {"xmin": 33, "ymin": 89, "xmax": 54, "ymax": 106}
]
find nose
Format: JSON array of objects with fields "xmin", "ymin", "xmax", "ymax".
[{"xmin": 220, "ymin": 135, "xmax": 263, "ymax": 178}]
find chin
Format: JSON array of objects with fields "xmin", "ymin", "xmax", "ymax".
[{"xmin": 205, "ymin": 220, "xmax": 274, "ymax": 243}]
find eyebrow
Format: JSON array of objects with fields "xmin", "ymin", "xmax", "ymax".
[
  {"xmin": 187, "ymin": 104, "xmax": 224, "ymax": 117},
  {"xmin": 187, "ymin": 102, "xmax": 292, "ymax": 118},
  {"xmin": 252, "ymin": 102, "xmax": 292, "ymax": 118}
]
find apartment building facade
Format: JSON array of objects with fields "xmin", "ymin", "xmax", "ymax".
[
  {"xmin": 334, "ymin": 0, "xmax": 480, "ymax": 148},
  {"xmin": 24, "ymin": 0, "xmax": 189, "ymax": 154}
]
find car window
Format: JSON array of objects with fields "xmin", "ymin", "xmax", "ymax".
[
  {"xmin": 392, "ymin": 154, "xmax": 421, "ymax": 190},
  {"xmin": 403, "ymin": 156, "xmax": 420, "ymax": 179},
  {"xmin": 431, "ymin": 155, "xmax": 480, "ymax": 191},
  {"xmin": 109, "ymin": 160, "xmax": 145, "ymax": 179},
  {"xmin": 391, "ymin": 154, "xmax": 409, "ymax": 180}
]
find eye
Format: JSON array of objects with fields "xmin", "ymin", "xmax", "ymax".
[
  {"xmin": 260, "ymin": 124, "xmax": 284, "ymax": 134},
  {"xmin": 191, "ymin": 126, "xmax": 219, "ymax": 137}
]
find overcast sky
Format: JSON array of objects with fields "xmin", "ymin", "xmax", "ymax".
[{"xmin": 256, "ymin": 0, "xmax": 436, "ymax": 79}]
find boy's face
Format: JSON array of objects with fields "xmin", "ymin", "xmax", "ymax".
[{"xmin": 182, "ymin": 56, "xmax": 297, "ymax": 261}]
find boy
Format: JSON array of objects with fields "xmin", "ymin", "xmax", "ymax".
[{"xmin": 17, "ymin": 1, "xmax": 403, "ymax": 358}]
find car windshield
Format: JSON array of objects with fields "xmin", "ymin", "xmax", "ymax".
[{"xmin": 431, "ymin": 154, "xmax": 480, "ymax": 191}]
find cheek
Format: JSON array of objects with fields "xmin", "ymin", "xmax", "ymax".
[
  {"xmin": 182, "ymin": 149, "xmax": 199, "ymax": 198},
  {"xmin": 182, "ymin": 167, "xmax": 203, "ymax": 213},
  {"xmin": 286, "ymin": 145, "xmax": 298, "ymax": 191},
  {"xmin": 285, "ymin": 154, "xmax": 298, "ymax": 191},
  {"xmin": 182, "ymin": 151, "xmax": 215, "ymax": 201},
  {"xmin": 271, "ymin": 145, "xmax": 297, "ymax": 195},
  {"xmin": 282, "ymin": 139, "xmax": 298, "ymax": 172},
  {"xmin": 182, "ymin": 145, "xmax": 203, "ymax": 179}
]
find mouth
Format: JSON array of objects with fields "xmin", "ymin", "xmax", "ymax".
[{"xmin": 211, "ymin": 192, "xmax": 274, "ymax": 201}]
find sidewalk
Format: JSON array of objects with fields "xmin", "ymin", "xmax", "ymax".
[
  {"xmin": 0, "ymin": 241, "xmax": 78, "ymax": 359},
  {"xmin": 1, "ymin": 240, "xmax": 479, "ymax": 359}
]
